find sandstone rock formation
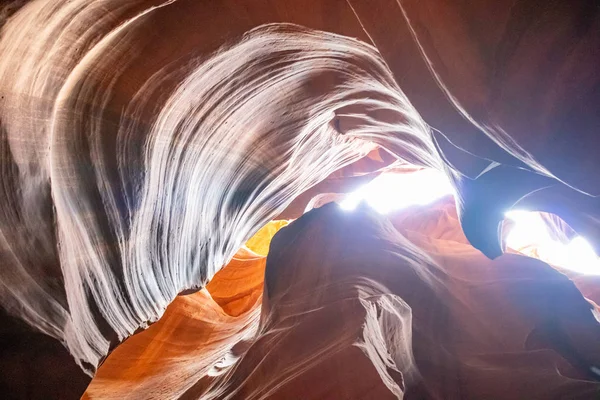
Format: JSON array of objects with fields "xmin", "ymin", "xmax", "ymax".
[
  {"xmin": 84, "ymin": 202, "xmax": 600, "ymax": 399},
  {"xmin": 0, "ymin": 0, "xmax": 599, "ymax": 398}
]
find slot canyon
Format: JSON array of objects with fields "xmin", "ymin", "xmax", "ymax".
[{"xmin": 1, "ymin": 0, "xmax": 600, "ymax": 398}]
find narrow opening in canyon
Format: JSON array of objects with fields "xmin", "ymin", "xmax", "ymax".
[{"xmin": 338, "ymin": 169, "xmax": 600, "ymax": 276}]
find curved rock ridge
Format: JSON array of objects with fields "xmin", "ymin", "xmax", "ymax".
[
  {"xmin": 86, "ymin": 202, "xmax": 600, "ymax": 399},
  {"xmin": 1, "ymin": 0, "xmax": 600, "ymax": 398},
  {"xmin": 84, "ymin": 220, "xmax": 281, "ymax": 399},
  {"xmin": 0, "ymin": 0, "xmax": 439, "ymax": 376}
]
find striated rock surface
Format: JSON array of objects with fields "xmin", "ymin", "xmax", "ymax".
[
  {"xmin": 0, "ymin": 0, "xmax": 438, "ymax": 378},
  {"xmin": 85, "ymin": 202, "xmax": 600, "ymax": 399},
  {"xmin": 0, "ymin": 0, "xmax": 599, "ymax": 398}
]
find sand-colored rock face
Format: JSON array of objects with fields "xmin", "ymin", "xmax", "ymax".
[
  {"xmin": 0, "ymin": 0, "xmax": 599, "ymax": 398},
  {"xmin": 83, "ymin": 202, "xmax": 600, "ymax": 399}
]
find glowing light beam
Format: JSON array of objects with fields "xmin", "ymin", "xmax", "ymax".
[
  {"xmin": 339, "ymin": 169, "xmax": 453, "ymax": 213},
  {"xmin": 340, "ymin": 170, "xmax": 600, "ymax": 275},
  {"xmin": 505, "ymin": 211, "xmax": 600, "ymax": 275}
]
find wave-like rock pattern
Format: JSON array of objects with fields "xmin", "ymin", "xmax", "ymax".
[
  {"xmin": 0, "ymin": 0, "xmax": 438, "ymax": 376},
  {"xmin": 1, "ymin": 0, "xmax": 600, "ymax": 398},
  {"xmin": 85, "ymin": 202, "xmax": 600, "ymax": 399}
]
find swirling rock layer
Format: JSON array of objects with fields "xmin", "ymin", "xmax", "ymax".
[
  {"xmin": 1, "ymin": 0, "xmax": 599, "ymax": 398},
  {"xmin": 84, "ymin": 202, "xmax": 600, "ymax": 399}
]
